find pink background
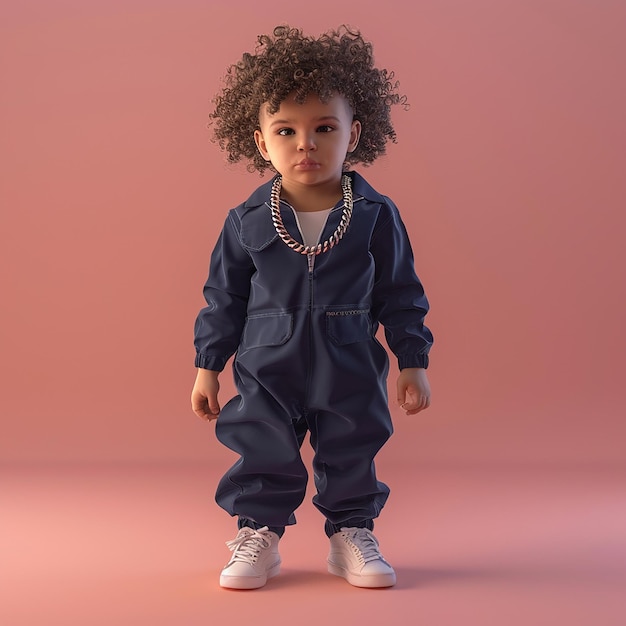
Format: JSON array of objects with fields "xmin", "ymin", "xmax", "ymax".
[
  {"xmin": 2, "ymin": 2, "xmax": 625, "ymax": 624},
  {"xmin": 2, "ymin": 0, "xmax": 624, "ymax": 466}
]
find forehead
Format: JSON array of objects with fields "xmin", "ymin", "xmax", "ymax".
[{"xmin": 259, "ymin": 92, "xmax": 353, "ymax": 122}]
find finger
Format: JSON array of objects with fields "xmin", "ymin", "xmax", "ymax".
[
  {"xmin": 192, "ymin": 397, "xmax": 215, "ymax": 421},
  {"xmin": 193, "ymin": 407, "xmax": 211, "ymax": 421},
  {"xmin": 399, "ymin": 389, "xmax": 416, "ymax": 408},
  {"xmin": 404, "ymin": 395, "xmax": 430, "ymax": 415},
  {"xmin": 396, "ymin": 379, "xmax": 408, "ymax": 407}
]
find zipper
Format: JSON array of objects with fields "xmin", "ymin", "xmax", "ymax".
[
  {"xmin": 287, "ymin": 204, "xmax": 317, "ymax": 408},
  {"xmin": 304, "ymin": 255, "xmax": 315, "ymax": 412},
  {"xmin": 287, "ymin": 203, "xmax": 332, "ymax": 407}
]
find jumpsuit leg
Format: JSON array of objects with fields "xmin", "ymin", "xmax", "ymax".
[
  {"xmin": 306, "ymin": 406, "xmax": 393, "ymax": 532},
  {"xmin": 214, "ymin": 383, "xmax": 309, "ymax": 529}
]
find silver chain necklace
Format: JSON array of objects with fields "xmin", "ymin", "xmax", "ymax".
[{"xmin": 269, "ymin": 174, "xmax": 353, "ymax": 255}]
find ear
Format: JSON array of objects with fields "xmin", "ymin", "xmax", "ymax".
[
  {"xmin": 254, "ymin": 129, "xmax": 271, "ymax": 161},
  {"xmin": 347, "ymin": 119, "xmax": 362, "ymax": 153}
]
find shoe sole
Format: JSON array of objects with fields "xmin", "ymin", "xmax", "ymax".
[
  {"xmin": 220, "ymin": 560, "xmax": 281, "ymax": 590},
  {"xmin": 327, "ymin": 561, "xmax": 396, "ymax": 588}
]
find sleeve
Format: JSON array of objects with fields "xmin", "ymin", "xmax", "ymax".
[
  {"xmin": 193, "ymin": 210, "xmax": 255, "ymax": 371},
  {"xmin": 370, "ymin": 197, "xmax": 434, "ymax": 370}
]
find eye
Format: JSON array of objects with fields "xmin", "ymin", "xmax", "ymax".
[
  {"xmin": 277, "ymin": 128, "xmax": 295, "ymax": 136},
  {"xmin": 317, "ymin": 125, "xmax": 334, "ymax": 133}
]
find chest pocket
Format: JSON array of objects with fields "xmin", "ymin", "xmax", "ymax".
[
  {"xmin": 239, "ymin": 207, "xmax": 279, "ymax": 252},
  {"xmin": 241, "ymin": 312, "xmax": 293, "ymax": 349},
  {"xmin": 326, "ymin": 309, "xmax": 372, "ymax": 346}
]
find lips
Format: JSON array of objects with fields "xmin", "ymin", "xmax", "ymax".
[{"xmin": 295, "ymin": 159, "xmax": 321, "ymax": 169}]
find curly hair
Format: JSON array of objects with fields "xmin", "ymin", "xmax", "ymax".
[{"xmin": 209, "ymin": 25, "xmax": 406, "ymax": 174}]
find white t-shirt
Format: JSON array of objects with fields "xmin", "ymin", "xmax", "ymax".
[{"xmin": 293, "ymin": 209, "xmax": 332, "ymax": 247}]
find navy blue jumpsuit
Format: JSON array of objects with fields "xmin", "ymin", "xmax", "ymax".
[{"xmin": 194, "ymin": 171, "xmax": 433, "ymax": 532}]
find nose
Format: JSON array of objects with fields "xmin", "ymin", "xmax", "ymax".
[{"xmin": 298, "ymin": 133, "xmax": 316, "ymax": 152}]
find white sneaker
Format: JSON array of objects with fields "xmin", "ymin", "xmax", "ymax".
[
  {"xmin": 328, "ymin": 527, "xmax": 396, "ymax": 588},
  {"xmin": 219, "ymin": 526, "xmax": 281, "ymax": 589}
]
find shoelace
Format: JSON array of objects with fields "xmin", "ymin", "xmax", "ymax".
[
  {"xmin": 341, "ymin": 527, "xmax": 384, "ymax": 564},
  {"xmin": 225, "ymin": 527, "xmax": 272, "ymax": 564}
]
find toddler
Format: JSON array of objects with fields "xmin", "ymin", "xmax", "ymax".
[{"xmin": 191, "ymin": 25, "xmax": 433, "ymax": 589}]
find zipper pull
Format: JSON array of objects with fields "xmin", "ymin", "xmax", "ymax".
[{"xmin": 307, "ymin": 252, "xmax": 315, "ymax": 274}]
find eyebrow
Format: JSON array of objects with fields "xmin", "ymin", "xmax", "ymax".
[{"xmin": 268, "ymin": 116, "xmax": 342, "ymax": 128}]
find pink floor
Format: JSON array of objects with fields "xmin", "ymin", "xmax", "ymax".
[{"xmin": 2, "ymin": 463, "xmax": 624, "ymax": 626}]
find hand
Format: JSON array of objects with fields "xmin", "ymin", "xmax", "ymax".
[
  {"xmin": 396, "ymin": 368, "xmax": 431, "ymax": 415},
  {"xmin": 191, "ymin": 368, "xmax": 221, "ymax": 421}
]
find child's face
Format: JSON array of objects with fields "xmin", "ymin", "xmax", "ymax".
[{"xmin": 254, "ymin": 92, "xmax": 361, "ymax": 192}]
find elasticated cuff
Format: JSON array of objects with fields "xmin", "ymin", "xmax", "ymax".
[
  {"xmin": 238, "ymin": 517, "xmax": 285, "ymax": 538},
  {"xmin": 324, "ymin": 519, "xmax": 374, "ymax": 537},
  {"xmin": 397, "ymin": 353, "xmax": 429, "ymax": 370},
  {"xmin": 194, "ymin": 353, "xmax": 228, "ymax": 372}
]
